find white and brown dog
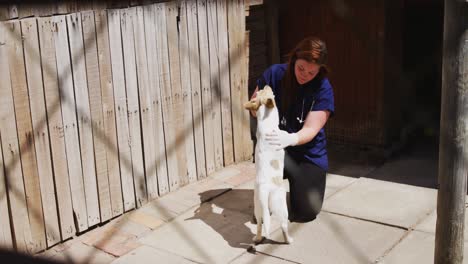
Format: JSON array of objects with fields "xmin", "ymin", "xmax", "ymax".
[{"xmin": 244, "ymin": 86, "xmax": 293, "ymax": 244}]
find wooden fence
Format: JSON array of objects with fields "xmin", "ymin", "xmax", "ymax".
[{"xmin": 0, "ymin": 0, "xmax": 252, "ymax": 253}]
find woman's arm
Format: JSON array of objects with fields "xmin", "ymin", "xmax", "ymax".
[
  {"xmin": 265, "ymin": 110, "xmax": 330, "ymax": 149},
  {"xmin": 296, "ymin": 110, "xmax": 330, "ymax": 145}
]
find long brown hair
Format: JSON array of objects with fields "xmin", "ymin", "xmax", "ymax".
[{"xmin": 281, "ymin": 37, "xmax": 329, "ymax": 117}]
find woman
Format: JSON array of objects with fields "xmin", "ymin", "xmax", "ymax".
[{"xmin": 250, "ymin": 36, "xmax": 334, "ymax": 222}]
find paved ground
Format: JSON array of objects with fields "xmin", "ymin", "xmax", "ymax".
[{"xmin": 29, "ymin": 140, "xmax": 468, "ymax": 264}]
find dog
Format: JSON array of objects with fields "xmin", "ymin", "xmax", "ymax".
[{"xmin": 244, "ymin": 86, "xmax": 293, "ymax": 244}]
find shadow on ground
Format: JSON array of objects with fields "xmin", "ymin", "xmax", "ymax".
[
  {"xmin": 186, "ymin": 189, "xmax": 254, "ymax": 250},
  {"xmin": 328, "ymin": 136, "xmax": 439, "ymax": 190},
  {"xmin": 0, "ymin": 248, "xmax": 65, "ymax": 264},
  {"xmin": 187, "ymin": 189, "xmax": 294, "ymax": 250}
]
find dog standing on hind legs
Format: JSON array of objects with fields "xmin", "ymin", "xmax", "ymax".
[{"xmin": 244, "ymin": 86, "xmax": 293, "ymax": 244}]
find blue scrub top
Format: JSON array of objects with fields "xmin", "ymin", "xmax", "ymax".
[{"xmin": 256, "ymin": 63, "xmax": 335, "ymax": 171}]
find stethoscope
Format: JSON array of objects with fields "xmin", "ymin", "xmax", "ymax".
[{"xmin": 280, "ymin": 98, "xmax": 315, "ymax": 126}]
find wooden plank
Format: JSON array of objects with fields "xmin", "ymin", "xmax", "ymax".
[
  {"xmin": 0, "ymin": 22, "xmax": 33, "ymax": 253},
  {"xmin": 166, "ymin": 2, "xmax": 188, "ymax": 187},
  {"xmin": 53, "ymin": 15, "xmax": 89, "ymax": 232},
  {"xmin": 8, "ymin": 5, "xmax": 18, "ymax": 19},
  {"xmin": 22, "ymin": 18, "xmax": 61, "ymax": 247},
  {"xmin": 95, "ymin": 10, "xmax": 123, "ymax": 217},
  {"xmin": 106, "ymin": 0, "xmax": 129, "ymax": 9},
  {"xmin": 240, "ymin": 0, "xmax": 253, "ymax": 160},
  {"xmin": 227, "ymin": 0, "xmax": 244, "ymax": 163},
  {"xmin": 130, "ymin": 0, "xmax": 141, "ymax": 6},
  {"xmin": 143, "ymin": 4, "xmax": 170, "ymax": 196},
  {"xmin": 0, "ymin": 135, "xmax": 13, "ymax": 248},
  {"xmin": 56, "ymin": 2, "xmax": 68, "ymax": 14},
  {"xmin": 57, "ymin": 0, "xmax": 78, "ymax": 14},
  {"xmin": 178, "ymin": 1, "xmax": 198, "ymax": 184},
  {"xmin": 121, "ymin": 8, "xmax": 147, "ymax": 207},
  {"xmin": 7, "ymin": 20, "xmax": 46, "ymax": 253},
  {"xmin": 93, "ymin": 2, "xmax": 108, "ymax": 10},
  {"xmin": 18, "ymin": 3, "xmax": 56, "ymax": 18},
  {"xmin": 155, "ymin": 3, "xmax": 179, "ymax": 191},
  {"xmin": 207, "ymin": 0, "xmax": 224, "ymax": 171},
  {"xmin": 0, "ymin": 5, "xmax": 8, "ymax": 20},
  {"xmin": 186, "ymin": 0, "xmax": 207, "ymax": 180},
  {"xmin": 17, "ymin": 3, "xmax": 34, "ymax": 19},
  {"xmin": 34, "ymin": 2, "xmax": 57, "ymax": 17},
  {"xmin": 38, "ymin": 17, "xmax": 75, "ymax": 240},
  {"xmin": 134, "ymin": 6, "xmax": 158, "ymax": 200},
  {"xmin": 108, "ymin": 9, "xmax": 135, "ymax": 212},
  {"xmin": 78, "ymin": 0, "xmax": 94, "ymax": 12},
  {"xmin": 197, "ymin": 0, "xmax": 216, "ymax": 175},
  {"xmin": 217, "ymin": 0, "xmax": 234, "ymax": 166},
  {"xmin": 67, "ymin": 13, "xmax": 100, "ymax": 227},
  {"xmin": 82, "ymin": 11, "xmax": 112, "ymax": 222}
]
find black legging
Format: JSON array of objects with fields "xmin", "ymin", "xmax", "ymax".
[{"xmin": 284, "ymin": 151, "xmax": 327, "ymax": 222}]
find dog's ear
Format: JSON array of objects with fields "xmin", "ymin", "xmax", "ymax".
[
  {"xmin": 265, "ymin": 98, "xmax": 275, "ymax": 108},
  {"xmin": 244, "ymin": 100, "xmax": 260, "ymax": 110}
]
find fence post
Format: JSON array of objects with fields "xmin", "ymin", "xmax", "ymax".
[{"xmin": 434, "ymin": 0, "xmax": 468, "ymax": 263}]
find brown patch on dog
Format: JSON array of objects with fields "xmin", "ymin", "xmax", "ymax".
[
  {"xmin": 271, "ymin": 176, "xmax": 283, "ymax": 187},
  {"xmin": 244, "ymin": 100, "xmax": 260, "ymax": 111},
  {"xmin": 270, "ymin": 160, "xmax": 280, "ymax": 170},
  {"xmin": 244, "ymin": 85, "xmax": 276, "ymax": 110},
  {"xmin": 265, "ymin": 98, "xmax": 275, "ymax": 108}
]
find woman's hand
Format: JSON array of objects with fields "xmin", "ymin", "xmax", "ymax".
[
  {"xmin": 249, "ymin": 86, "xmax": 259, "ymax": 118},
  {"xmin": 265, "ymin": 129, "xmax": 299, "ymax": 150}
]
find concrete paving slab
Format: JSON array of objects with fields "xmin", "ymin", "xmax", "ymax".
[
  {"xmin": 210, "ymin": 166, "xmax": 243, "ymax": 182},
  {"xmin": 80, "ymin": 227, "xmax": 110, "ymax": 246},
  {"xmin": 82, "ymin": 229, "xmax": 141, "ymax": 257},
  {"xmin": 139, "ymin": 196, "xmax": 190, "ymax": 222},
  {"xmin": 111, "ymin": 245, "xmax": 196, "ymax": 264},
  {"xmin": 127, "ymin": 210, "xmax": 165, "ymax": 230},
  {"xmin": 230, "ymin": 252, "xmax": 292, "ymax": 264},
  {"xmin": 46, "ymin": 238, "xmax": 77, "ymax": 254},
  {"xmin": 93, "ymin": 234, "xmax": 141, "ymax": 257},
  {"xmin": 413, "ymin": 209, "xmax": 437, "ymax": 234},
  {"xmin": 163, "ymin": 178, "xmax": 232, "ymax": 208},
  {"xmin": 324, "ymin": 174, "xmax": 358, "ymax": 199},
  {"xmin": 327, "ymin": 144, "xmax": 381, "ymax": 178},
  {"xmin": 216, "ymin": 162, "xmax": 255, "ymax": 187},
  {"xmin": 377, "ymin": 230, "xmax": 468, "ymax": 264},
  {"xmin": 415, "ymin": 208, "xmax": 468, "ymax": 241},
  {"xmin": 254, "ymin": 212, "xmax": 406, "ymax": 264},
  {"xmin": 138, "ymin": 201, "xmax": 280, "ymax": 264},
  {"xmin": 35, "ymin": 248, "xmax": 59, "ymax": 260},
  {"xmin": 231, "ymin": 161, "xmax": 256, "ymax": 176},
  {"xmin": 102, "ymin": 215, "xmax": 152, "ymax": 238},
  {"xmin": 329, "ymin": 163, "xmax": 376, "ymax": 179},
  {"xmin": 46, "ymin": 242, "xmax": 115, "ymax": 264},
  {"xmin": 223, "ymin": 172, "xmax": 256, "ymax": 188},
  {"xmin": 323, "ymin": 178, "xmax": 437, "ymax": 228},
  {"xmin": 233, "ymin": 170, "xmax": 356, "ymax": 201},
  {"xmin": 234, "ymin": 179, "xmax": 255, "ymax": 190},
  {"xmin": 214, "ymin": 175, "xmax": 358, "ymax": 222},
  {"xmin": 209, "ymin": 189, "xmax": 254, "ymax": 216},
  {"xmin": 366, "ymin": 147, "xmax": 438, "ymax": 189}
]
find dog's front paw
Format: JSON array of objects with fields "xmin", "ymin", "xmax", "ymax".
[
  {"xmin": 252, "ymin": 235, "xmax": 263, "ymax": 244},
  {"xmin": 285, "ymin": 236, "xmax": 293, "ymax": 244}
]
